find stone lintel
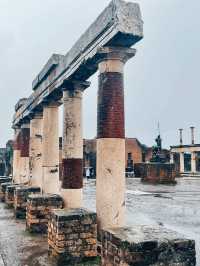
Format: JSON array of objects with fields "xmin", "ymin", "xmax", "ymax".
[
  {"xmin": 15, "ymin": 98, "xmax": 28, "ymax": 112},
  {"xmin": 101, "ymin": 226, "xmax": 196, "ymax": 266},
  {"xmin": 62, "ymin": 80, "xmax": 90, "ymax": 92},
  {"xmin": 32, "ymin": 54, "xmax": 65, "ymax": 91}
]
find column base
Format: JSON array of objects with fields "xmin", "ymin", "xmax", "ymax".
[
  {"xmin": 48, "ymin": 208, "xmax": 97, "ymax": 265},
  {"xmin": 14, "ymin": 186, "xmax": 41, "ymax": 219},
  {"xmin": 0, "ymin": 182, "xmax": 13, "ymax": 202},
  {"xmin": 26, "ymin": 194, "xmax": 63, "ymax": 234},
  {"xmin": 101, "ymin": 226, "xmax": 196, "ymax": 266}
]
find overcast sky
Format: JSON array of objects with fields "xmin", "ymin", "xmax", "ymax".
[{"xmin": 0, "ymin": 0, "xmax": 199, "ymax": 148}]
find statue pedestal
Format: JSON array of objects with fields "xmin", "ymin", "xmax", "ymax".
[{"xmin": 134, "ymin": 163, "xmax": 177, "ymax": 184}]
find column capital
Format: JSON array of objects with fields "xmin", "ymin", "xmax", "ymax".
[
  {"xmin": 42, "ymin": 99, "xmax": 62, "ymax": 108},
  {"xmin": 62, "ymin": 80, "xmax": 90, "ymax": 92},
  {"xmin": 97, "ymin": 46, "xmax": 136, "ymax": 64}
]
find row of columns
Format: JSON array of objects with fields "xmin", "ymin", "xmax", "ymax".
[
  {"xmin": 12, "ymin": 47, "xmax": 135, "ymax": 230},
  {"xmin": 171, "ymin": 152, "xmax": 197, "ymax": 173}
]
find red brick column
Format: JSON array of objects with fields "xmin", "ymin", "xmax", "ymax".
[
  {"xmin": 96, "ymin": 47, "xmax": 136, "ymax": 230},
  {"xmin": 20, "ymin": 122, "xmax": 30, "ymax": 183},
  {"xmin": 61, "ymin": 81, "xmax": 90, "ymax": 208},
  {"xmin": 13, "ymin": 127, "xmax": 21, "ymax": 183}
]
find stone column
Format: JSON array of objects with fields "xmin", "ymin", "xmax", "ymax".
[
  {"xmin": 29, "ymin": 112, "xmax": 43, "ymax": 188},
  {"xmin": 191, "ymin": 152, "xmax": 196, "ymax": 173},
  {"xmin": 13, "ymin": 127, "xmax": 21, "ymax": 183},
  {"xmin": 42, "ymin": 102, "xmax": 59, "ymax": 194},
  {"xmin": 179, "ymin": 129, "xmax": 183, "ymax": 146},
  {"xmin": 170, "ymin": 153, "xmax": 174, "ymax": 164},
  {"xmin": 180, "ymin": 152, "xmax": 185, "ymax": 173},
  {"xmin": 20, "ymin": 122, "xmax": 30, "ymax": 184},
  {"xmin": 96, "ymin": 47, "xmax": 136, "ymax": 230},
  {"xmin": 190, "ymin": 126, "xmax": 195, "ymax": 145},
  {"xmin": 61, "ymin": 81, "xmax": 90, "ymax": 208}
]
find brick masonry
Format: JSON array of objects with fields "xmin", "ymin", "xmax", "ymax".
[
  {"xmin": 0, "ymin": 182, "xmax": 12, "ymax": 202},
  {"xmin": 62, "ymin": 158, "xmax": 83, "ymax": 189},
  {"xmin": 48, "ymin": 208, "xmax": 97, "ymax": 264},
  {"xmin": 101, "ymin": 226, "xmax": 196, "ymax": 266},
  {"xmin": 134, "ymin": 163, "xmax": 177, "ymax": 184},
  {"xmin": 14, "ymin": 186, "xmax": 41, "ymax": 219},
  {"xmin": 5, "ymin": 184, "xmax": 22, "ymax": 208},
  {"xmin": 26, "ymin": 194, "xmax": 63, "ymax": 233},
  {"xmin": 97, "ymin": 72, "xmax": 125, "ymax": 139}
]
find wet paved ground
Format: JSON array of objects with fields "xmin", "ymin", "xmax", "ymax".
[
  {"xmin": 0, "ymin": 177, "xmax": 199, "ymax": 265},
  {"xmin": 83, "ymin": 177, "xmax": 200, "ymax": 265}
]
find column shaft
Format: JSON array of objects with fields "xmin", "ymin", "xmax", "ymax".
[
  {"xmin": 180, "ymin": 152, "xmax": 185, "ymax": 173},
  {"xmin": 13, "ymin": 128, "xmax": 21, "ymax": 183},
  {"xmin": 20, "ymin": 123, "xmax": 30, "ymax": 183},
  {"xmin": 96, "ymin": 47, "xmax": 136, "ymax": 230},
  {"xmin": 191, "ymin": 152, "xmax": 196, "ymax": 173},
  {"xmin": 42, "ymin": 103, "xmax": 59, "ymax": 194},
  {"xmin": 29, "ymin": 113, "xmax": 43, "ymax": 188},
  {"xmin": 170, "ymin": 153, "xmax": 174, "ymax": 164},
  {"xmin": 61, "ymin": 82, "xmax": 88, "ymax": 208}
]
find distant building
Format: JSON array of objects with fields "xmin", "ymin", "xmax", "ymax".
[{"xmin": 83, "ymin": 138, "xmax": 166, "ymax": 178}]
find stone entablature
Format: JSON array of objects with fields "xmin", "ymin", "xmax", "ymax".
[
  {"xmin": 171, "ymin": 144, "xmax": 200, "ymax": 153},
  {"xmin": 13, "ymin": 0, "xmax": 143, "ymax": 127}
]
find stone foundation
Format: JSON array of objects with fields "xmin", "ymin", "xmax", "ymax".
[
  {"xmin": 5, "ymin": 184, "xmax": 22, "ymax": 208},
  {"xmin": 134, "ymin": 163, "xmax": 177, "ymax": 184},
  {"xmin": 0, "ymin": 182, "xmax": 13, "ymax": 202},
  {"xmin": 14, "ymin": 186, "xmax": 41, "ymax": 219},
  {"xmin": 48, "ymin": 208, "xmax": 97, "ymax": 265},
  {"xmin": 101, "ymin": 226, "xmax": 196, "ymax": 266},
  {"xmin": 26, "ymin": 194, "xmax": 63, "ymax": 233}
]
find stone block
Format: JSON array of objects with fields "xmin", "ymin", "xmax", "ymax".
[
  {"xmin": 48, "ymin": 208, "xmax": 97, "ymax": 265},
  {"xmin": 0, "ymin": 177, "xmax": 12, "ymax": 184},
  {"xmin": 0, "ymin": 182, "xmax": 13, "ymax": 202},
  {"xmin": 135, "ymin": 163, "xmax": 177, "ymax": 184},
  {"xmin": 5, "ymin": 184, "xmax": 24, "ymax": 208},
  {"xmin": 101, "ymin": 226, "xmax": 196, "ymax": 266},
  {"xmin": 14, "ymin": 186, "xmax": 41, "ymax": 219},
  {"xmin": 26, "ymin": 194, "xmax": 63, "ymax": 234}
]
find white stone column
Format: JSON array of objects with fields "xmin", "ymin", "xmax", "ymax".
[
  {"xmin": 13, "ymin": 127, "xmax": 21, "ymax": 183},
  {"xmin": 29, "ymin": 112, "xmax": 43, "ymax": 188},
  {"xmin": 180, "ymin": 152, "xmax": 185, "ymax": 173},
  {"xmin": 20, "ymin": 122, "xmax": 30, "ymax": 184},
  {"xmin": 96, "ymin": 47, "xmax": 136, "ymax": 230},
  {"xmin": 42, "ymin": 102, "xmax": 59, "ymax": 194},
  {"xmin": 170, "ymin": 153, "xmax": 174, "ymax": 164},
  {"xmin": 61, "ymin": 81, "xmax": 89, "ymax": 208},
  {"xmin": 191, "ymin": 152, "xmax": 196, "ymax": 173}
]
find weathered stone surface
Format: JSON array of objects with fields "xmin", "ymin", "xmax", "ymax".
[
  {"xmin": 0, "ymin": 182, "xmax": 12, "ymax": 202},
  {"xmin": 135, "ymin": 163, "xmax": 177, "ymax": 184},
  {"xmin": 101, "ymin": 226, "xmax": 196, "ymax": 266},
  {"xmin": 5, "ymin": 184, "xmax": 24, "ymax": 208},
  {"xmin": 13, "ymin": 0, "xmax": 143, "ymax": 127},
  {"xmin": 26, "ymin": 194, "xmax": 63, "ymax": 233},
  {"xmin": 48, "ymin": 208, "xmax": 97, "ymax": 265},
  {"xmin": 14, "ymin": 186, "xmax": 41, "ymax": 219}
]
